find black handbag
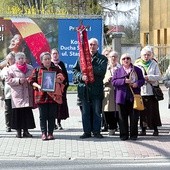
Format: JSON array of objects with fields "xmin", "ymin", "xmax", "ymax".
[{"xmin": 152, "ymin": 85, "xmax": 164, "ymax": 101}]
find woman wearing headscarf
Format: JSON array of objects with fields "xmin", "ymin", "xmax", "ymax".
[
  {"xmin": 112, "ymin": 53, "xmax": 145, "ymax": 140},
  {"xmin": 134, "ymin": 46, "xmax": 162, "ymax": 136}
]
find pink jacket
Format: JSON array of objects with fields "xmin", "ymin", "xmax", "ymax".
[{"xmin": 6, "ymin": 64, "xmax": 34, "ymax": 108}]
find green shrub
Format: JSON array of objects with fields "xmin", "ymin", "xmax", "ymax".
[{"xmin": 68, "ymin": 85, "xmax": 77, "ymax": 91}]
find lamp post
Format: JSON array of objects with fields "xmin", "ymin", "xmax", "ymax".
[
  {"xmin": 115, "ymin": 1, "xmax": 118, "ymax": 33},
  {"xmin": 111, "ymin": 0, "xmax": 122, "ymax": 56}
]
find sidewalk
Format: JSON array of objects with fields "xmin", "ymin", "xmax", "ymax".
[{"xmin": 0, "ymin": 86, "xmax": 170, "ymax": 161}]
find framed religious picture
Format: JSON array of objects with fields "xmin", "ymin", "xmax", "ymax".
[{"xmin": 41, "ymin": 71, "xmax": 56, "ymax": 92}]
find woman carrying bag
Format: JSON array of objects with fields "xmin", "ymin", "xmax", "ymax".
[
  {"xmin": 134, "ymin": 46, "xmax": 162, "ymax": 136},
  {"xmin": 112, "ymin": 53, "xmax": 145, "ymax": 140}
]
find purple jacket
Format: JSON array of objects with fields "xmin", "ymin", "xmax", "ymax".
[{"xmin": 112, "ymin": 64, "xmax": 145, "ymax": 104}]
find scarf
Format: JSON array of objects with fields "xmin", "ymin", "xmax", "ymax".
[
  {"xmin": 135, "ymin": 58, "xmax": 151, "ymax": 72},
  {"xmin": 77, "ymin": 24, "xmax": 94, "ymax": 84},
  {"xmin": 141, "ymin": 59, "xmax": 151, "ymax": 72},
  {"xmin": 16, "ymin": 63, "xmax": 27, "ymax": 74}
]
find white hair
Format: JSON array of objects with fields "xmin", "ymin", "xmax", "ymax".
[
  {"xmin": 141, "ymin": 46, "xmax": 153, "ymax": 56},
  {"xmin": 120, "ymin": 53, "xmax": 131, "ymax": 64},
  {"xmin": 15, "ymin": 52, "xmax": 26, "ymax": 61},
  {"xmin": 108, "ymin": 51, "xmax": 119, "ymax": 58},
  {"xmin": 88, "ymin": 38, "xmax": 98, "ymax": 45}
]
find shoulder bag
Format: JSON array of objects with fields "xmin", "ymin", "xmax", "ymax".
[
  {"xmin": 150, "ymin": 84, "xmax": 164, "ymax": 101},
  {"xmin": 141, "ymin": 65, "xmax": 164, "ymax": 101},
  {"xmin": 129, "ymin": 86, "xmax": 144, "ymax": 111}
]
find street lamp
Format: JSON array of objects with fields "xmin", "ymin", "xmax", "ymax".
[{"xmin": 115, "ymin": 1, "xmax": 118, "ymax": 33}]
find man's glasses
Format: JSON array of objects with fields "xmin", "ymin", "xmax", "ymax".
[{"xmin": 122, "ymin": 57, "xmax": 130, "ymax": 60}]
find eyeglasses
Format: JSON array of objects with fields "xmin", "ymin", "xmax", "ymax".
[{"xmin": 122, "ymin": 57, "xmax": 130, "ymax": 60}]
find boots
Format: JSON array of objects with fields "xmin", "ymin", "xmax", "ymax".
[
  {"xmin": 5, "ymin": 114, "xmax": 11, "ymax": 132},
  {"xmin": 16, "ymin": 129, "xmax": 21, "ymax": 138},
  {"xmin": 153, "ymin": 126, "xmax": 159, "ymax": 136},
  {"xmin": 57, "ymin": 119, "xmax": 63, "ymax": 130},
  {"xmin": 58, "ymin": 123, "xmax": 63, "ymax": 130},
  {"xmin": 139, "ymin": 127, "xmax": 146, "ymax": 136},
  {"xmin": 23, "ymin": 129, "xmax": 33, "ymax": 138}
]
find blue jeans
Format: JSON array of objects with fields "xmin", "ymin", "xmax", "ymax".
[
  {"xmin": 81, "ymin": 98, "xmax": 102, "ymax": 134},
  {"xmin": 38, "ymin": 103, "xmax": 57, "ymax": 134}
]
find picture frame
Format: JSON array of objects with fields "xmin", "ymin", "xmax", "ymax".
[{"xmin": 41, "ymin": 71, "xmax": 56, "ymax": 92}]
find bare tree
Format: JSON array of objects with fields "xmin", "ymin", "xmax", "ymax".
[{"xmin": 0, "ymin": 0, "xmax": 140, "ymax": 44}]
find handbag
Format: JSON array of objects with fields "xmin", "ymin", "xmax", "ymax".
[
  {"xmin": 141, "ymin": 66, "xmax": 164, "ymax": 101},
  {"xmin": 130, "ymin": 86, "xmax": 144, "ymax": 111},
  {"xmin": 133, "ymin": 94, "xmax": 145, "ymax": 110},
  {"xmin": 151, "ymin": 85, "xmax": 164, "ymax": 101}
]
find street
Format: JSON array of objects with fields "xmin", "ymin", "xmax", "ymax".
[
  {"xmin": 1, "ymin": 158, "xmax": 170, "ymax": 170},
  {"xmin": 0, "ymin": 85, "xmax": 170, "ymax": 169}
]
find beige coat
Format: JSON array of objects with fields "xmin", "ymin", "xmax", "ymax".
[
  {"xmin": 6, "ymin": 64, "xmax": 33, "ymax": 108},
  {"xmin": 102, "ymin": 64, "xmax": 120, "ymax": 112}
]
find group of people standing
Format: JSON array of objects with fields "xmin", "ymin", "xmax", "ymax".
[
  {"xmin": 73, "ymin": 38, "xmax": 163, "ymax": 141},
  {"xmin": 107, "ymin": 46, "xmax": 163, "ymax": 140},
  {"xmin": 104, "ymin": 46, "xmax": 162, "ymax": 140},
  {"xmin": 0, "ymin": 36, "xmax": 69, "ymax": 141},
  {"xmin": 0, "ymin": 35, "xmax": 165, "ymax": 142}
]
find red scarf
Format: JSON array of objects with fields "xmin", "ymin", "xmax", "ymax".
[
  {"xmin": 77, "ymin": 24, "xmax": 94, "ymax": 84},
  {"xmin": 16, "ymin": 63, "xmax": 27, "ymax": 74}
]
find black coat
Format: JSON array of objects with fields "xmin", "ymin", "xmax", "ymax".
[{"xmin": 73, "ymin": 52, "xmax": 108, "ymax": 100}]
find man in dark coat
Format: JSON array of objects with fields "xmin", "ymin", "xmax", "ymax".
[{"xmin": 73, "ymin": 38, "xmax": 108, "ymax": 139}]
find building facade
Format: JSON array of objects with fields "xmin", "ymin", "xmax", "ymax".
[{"xmin": 140, "ymin": 0, "xmax": 170, "ymax": 72}]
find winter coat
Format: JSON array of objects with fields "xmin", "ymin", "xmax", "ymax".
[
  {"xmin": 6, "ymin": 64, "xmax": 33, "ymax": 108},
  {"xmin": 56, "ymin": 61, "xmax": 69, "ymax": 120},
  {"xmin": 112, "ymin": 64, "xmax": 145, "ymax": 105},
  {"xmin": 102, "ymin": 63, "xmax": 120, "ymax": 112},
  {"xmin": 58, "ymin": 61, "xmax": 69, "ymax": 89},
  {"xmin": 28, "ymin": 63, "xmax": 64, "ymax": 104},
  {"xmin": 134, "ymin": 59, "xmax": 162, "ymax": 96},
  {"xmin": 73, "ymin": 52, "xmax": 108, "ymax": 100},
  {"xmin": 0, "ymin": 66, "xmax": 11, "ymax": 99}
]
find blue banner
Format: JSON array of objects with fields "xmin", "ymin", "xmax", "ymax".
[{"xmin": 58, "ymin": 18, "xmax": 103, "ymax": 83}]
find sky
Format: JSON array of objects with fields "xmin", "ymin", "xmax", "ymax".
[{"xmin": 103, "ymin": 1, "xmax": 140, "ymax": 26}]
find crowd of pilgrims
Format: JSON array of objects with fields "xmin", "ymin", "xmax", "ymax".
[{"xmin": 0, "ymin": 35, "xmax": 168, "ymax": 141}]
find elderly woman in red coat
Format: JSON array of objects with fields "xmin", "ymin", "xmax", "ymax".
[{"xmin": 6, "ymin": 52, "xmax": 35, "ymax": 138}]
